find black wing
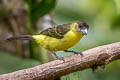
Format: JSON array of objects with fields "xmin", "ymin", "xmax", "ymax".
[{"xmin": 40, "ymin": 24, "xmax": 70, "ymax": 39}]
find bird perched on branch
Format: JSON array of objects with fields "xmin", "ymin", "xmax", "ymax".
[{"xmin": 6, "ymin": 20, "xmax": 89, "ymax": 59}]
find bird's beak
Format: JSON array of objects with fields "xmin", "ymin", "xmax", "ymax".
[{"xmin": 80, "ymin": 28, "xmax": 87, "ymax": 35}]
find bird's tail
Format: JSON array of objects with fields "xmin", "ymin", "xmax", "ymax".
[{"xmin": 6, "ymin": 35, "xmax": 34, "ymax": 41}]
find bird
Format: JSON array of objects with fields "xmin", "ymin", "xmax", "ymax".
[{"xmin": 6, "ymin": 20, "xmax": 89, "ymax": 59}]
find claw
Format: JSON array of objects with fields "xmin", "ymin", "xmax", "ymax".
[
  {"xmin": 64, "ymin": 50, "xmax": 83, "ymax": 56},
  {"xmin": 57, "ymin": 57, "xmax": 65, "ymax": 61},
  {"xmin": 73, "ymin": 51, "xmax": 83, "ymax": 56},
  {"xmin": 53, "ymin": 52, "xmax": 65, "ymax": 61}
]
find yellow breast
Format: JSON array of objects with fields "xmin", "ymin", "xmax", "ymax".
[{"xmin": 32, "ymin": 30, "xmax": 83, "ymax": 51}]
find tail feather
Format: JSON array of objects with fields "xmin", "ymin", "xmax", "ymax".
[{"xmin": 6, "ymin": 35, "xmax": 34, "ymax": 41}]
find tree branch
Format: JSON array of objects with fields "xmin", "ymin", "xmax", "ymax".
[{"xmin": 0, "ymin": 42, "xmax": 120, "ymax": 80}]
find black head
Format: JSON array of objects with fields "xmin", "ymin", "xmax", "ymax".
[{"xmin": 75, "ymin": 21, "xmax": 89, "ymax": 35}]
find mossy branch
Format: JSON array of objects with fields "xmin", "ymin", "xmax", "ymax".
[{"xmin": 0, "ymin": 42, "xmax": 120, "ymax": 80}]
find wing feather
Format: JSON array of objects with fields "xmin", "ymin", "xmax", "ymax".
[{"xmin": 40, "ymin": 24, "xmax": 70, "ymax": 39}]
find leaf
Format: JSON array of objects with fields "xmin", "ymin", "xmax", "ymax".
[
  {"xmin": 111, "ymin": 15, "xmax": 120, "ymax": 29},
  {"xmin": 24, "ymin": 0, "xmax": 56, "ymax": 23}
]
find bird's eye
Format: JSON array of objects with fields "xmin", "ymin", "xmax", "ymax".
[
  {"xmin": 78, "ymin": 25, "xmax": 81, "ymax": 28},
  {"xmin": 78, "ymin": 25, "xmax": 82, "ymax": 28}
]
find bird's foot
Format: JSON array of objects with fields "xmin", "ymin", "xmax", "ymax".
[
  {"xmin": 73, "ymin": 51, "xmax": 83, "ymax": 56},
  {"xmin": 53, "ymin": 52, "xmax": 65, "ymax": 61},
  {"xmin": 56, "ymin": 57, "xmax": 65, "ymax": 61},
  {"xmin": 64, "ymin": 50, "xmax": 83, "ymax": 56}
]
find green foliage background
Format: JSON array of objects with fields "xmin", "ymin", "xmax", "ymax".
[
  {"xmin": 54, "ymin": 0, "xmax": 120, "ymax": 80},
  {"xmin": 0, "ymin": 0, "xmax": 120, "ymax": 80}
]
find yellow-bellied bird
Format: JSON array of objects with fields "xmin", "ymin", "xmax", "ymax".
[{"xmin": 6, "ymin": 20, "xmax": 89, "ymax": 59}]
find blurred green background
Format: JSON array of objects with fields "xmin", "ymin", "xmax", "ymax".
[{"xmin": 0, "ymin": 0, "xmax": 120, "ymax": 80}]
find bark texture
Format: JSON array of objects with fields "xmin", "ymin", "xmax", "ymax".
[{"xmin": 0, "ymin": 42, "xmax": 120, "ymax": 80}]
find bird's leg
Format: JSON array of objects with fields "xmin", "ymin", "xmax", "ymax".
[
  {"xmin": 53, "ymin": 52, "xmax": 64, "ymax": 61},
  {"xmin": 64, "ymin": 50, "xmax": 83, "ymax": 56},
  {"xmin": 64, "ymin": 50, "xmax": 80, "ymax": 54}
]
